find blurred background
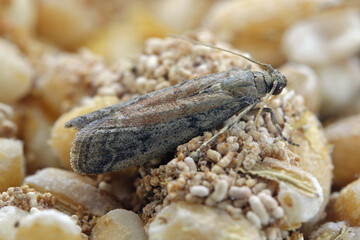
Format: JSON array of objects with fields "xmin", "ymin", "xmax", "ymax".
[{"xmin": 0, "ymin": 0, "xmax": 360, "ymax": 188}]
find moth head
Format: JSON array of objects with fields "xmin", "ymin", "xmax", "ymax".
[{"xmin": 270, "ymin": 69, "xmax": 287, "ymax": 95}]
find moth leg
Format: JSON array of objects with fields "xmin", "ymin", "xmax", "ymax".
[
  {"xmin": 192, "ymin": 100, "xmax": 259, "ymax": 159},
  {"xmin": 255, "ymin": 80, "xmax": 279, "ymax": 127},
  {"xmin": 254, "ymin": 104, "xmax": 264, "ymax": 128},
  {"xmin": 251, "ymin": 107, "xmax": 299, "ymax": 146}
]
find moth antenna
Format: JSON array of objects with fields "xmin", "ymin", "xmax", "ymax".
[{"xmin": 169, "ymin": 34, "xmax": 274, "ymax": 71}]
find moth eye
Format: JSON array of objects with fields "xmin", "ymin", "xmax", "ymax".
[
  {"xmin": 272, "ymin": 75, "xmax": 287, "ymax": 95},
  {"xmin": 273, "ymin": 82, "xmax": 285, "ymax": 95}
]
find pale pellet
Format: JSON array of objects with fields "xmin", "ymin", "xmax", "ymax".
[
  {"xmin": 218, "ymin": 152, "xmax": 233, "ymax": 168},
  {"xmin": 176, "ymin": 177, "xmax": 186, "ymax": 189},
  {"xmin": 265, "ymin": 113, "xmax": 278, "ymax": 134},
  {"xmin": 235, "ymin": 178, "xmax": 246, "ymax": 186},
  {"xmin": 155, "ymin": 81, "xmax": 171, "ymax": 90},
  {"xmin": 275, "ymin": 108, "xmax": 284, "ymax": 125},
  {"xmin": 98, "ymin": 181, "xmax": 112, "ymax": 193},
  {"xmin": 266, "ymin": 227, "xmax": 281, "ymax": 240},
  {"xmin": 228, "ymin": 142, "xmax": 239, "ymax": 152},
  {"xmin": 226, "ymin": 136, "xmax": 239, "ymax": 152},
  {"xmin": 216, "ymin": 142, "xmax": 229, "ymax": 155},
  {"xmin": 26, "ymin": 192, "xmax": 37, "ymax": 208},
  {"xmin": 226, "ymin": 205, "xmax": 242, "ymax": 217},
  {"xmin": 207, "ymin": 149, "xmax": 221, "ymax": 162},
  {"xmin": 259, "ymin": 189, "xmax": 272, "ymax": 196},
  {"xmin": 252, "ymin": 182, "xmax": 267, "ymax": 194},
  {"xmin": 228, "ymin": 186, "xmax": 252, "ymax": 200},
  {"xmin": 135, "ymin": 76, "xmax": 147, "ymax": 90},
  {"xmin": 210, "ymin": 179, "xmax": 229, "ymax": 202},
  {"xmin": 176, "ymin": 161, "xmax": 190, "ymax": 173},
  {"xmin": 145, "ymin": 55, "xmax": 159, "ymax": 72},
  {"xmin": 204, "ymin": 196, "xmax": 216, "ymax": 206},
  {"xmin": 243, "ymin": 155, "xmax": 256, "ymax": 170},
  {"xmin": 258, "ymin": 192, "xmax": 278, "ymax": 211},
  {"xmin": 144, "ymin": 38, "xmax": 164, "ymax": 54},
  {"xmin": 271, "ymin": 206, "xmax": 285, "ymax": 219},
  {"xmin": 226, "ymin": 136, "xmax": 237, "ymax": 144},
  {"xmin": 184, "ymin": 157, "xmax": 197, "ymax": 172},
  {"xmin": 190, "ymin": 185, "xmax": 210, "ymax": 198},
  {"xmin": 246, "ymin": 211, "xmax": 261, "ymax": 228},
  {"xmin": 249, "ymin": 195, "xmax": 269, "ymax": 225},
  {"xmin": 246, "ymin": 178, "xmax": 257, "ymax": 187},
  {"xmin": 211, "ymin": 165, "xmax": 225, "ymax": 174},
  {"xmin": 166, "ymin": 159, "xmax": 177, "ymax": 169}
]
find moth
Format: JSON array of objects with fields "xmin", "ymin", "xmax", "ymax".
[{"xmin": 65, "ymin": 37, "xmax": 296, "ymax": 174}]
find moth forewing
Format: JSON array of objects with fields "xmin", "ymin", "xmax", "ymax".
[
  {"xmin": 65, "ymin": 71, "xmax": 231, "ymax": 129},
  {"xmin": 66, "ymin": 68, "xmax": 274, "ymax": 174}
]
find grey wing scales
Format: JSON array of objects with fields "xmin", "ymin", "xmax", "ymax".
[{"xmin": 70, "ymin": 115, "xmax": 204, "ymax": 174}]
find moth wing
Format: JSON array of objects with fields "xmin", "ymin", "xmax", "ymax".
[
  {"xmin": 69, "ymin": 93, "xmax": 239, "ymax": 174},
  {"xmin": 65, "ymin": 71, "xmax": 229, "ymax": 129}
]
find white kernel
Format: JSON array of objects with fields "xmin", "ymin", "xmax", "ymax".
[
  {"xmin": 226, "ymin": 205, "xmax": 242, "ymax": 217},
  {"xmin": 293, "ymin": 95, "xmax": 304, "ymax": 107},
  {"xmin": 249, "ymin": 195, "xmax": 269, "ymax": 225},
  {"xmin": 256, "ymin": 115, "xmax": 265, "ymax": 126},
  {"xmin": 246, "ymin": 178, "xmax": 257, "ymax": 187},
  {"xmin": 258, "ymin": 192, "xmax": 278, "ymax": 211},
  {"xmin": 218, "ymin": 153, "xmax": 233, "ymax": 168},
  {"xmin": 26, "ymin": 192, "xmax": 37, "ymax": 208},
  {"xmin": 275, "ymin": 108, "xmax": 284, "ymax": 125},
  {"xmin": 226, "ymin": 136, "xmax": 239, "ymax": 152},
  {"xmin": 176, "ymin": 161, "xmax": 190, "ymax": 172},
  {"xmin": 190, "ymin": 185, "xmax": 210, "ymax": 197},
  {"xmin": 228, "ymin": 142, "xmax": 239, "ymax": 152},
  {"xmin": 185, "ymin": 193, "xmax": 192, "ymax": 201},
  {"xmin": 166, "ymin": 159, "xmax": 177, "ymax": 168},
  {"xmin": 216, "ymin": 142, "xmax": 229, "ymax": 155},
  {"xmin": 271, "ymin": 99, "xmax": 281, "ymax": 108},
  {"xmin": 184, "ymin": 157, "xmax": 197, "ymax": 172},
  {"xmin": 0, "ymin": 103, "xmax": 13, "ymax": 117},
  {"xmin": 154, "ymin": 66, "xmax": 167, "ymax": 78},
  {"xmin": 205, "ymin": 196, "xmax": 216, "ymax": 206},
  {"xmin": 135, "ymin": 76, "xmax": 147, "ymax": 89},
  {"xmin": 207, "ymin": 149, "xmax": 221, "ymax": 162},
  {"xmin": 176, "ymin": 177, "xmax": 186, "ymax": 188},
  {"xmin": 146, "ymin": 55, "xmax": 159, "ymax": 72},
  {"xmin": 145, "ymin": 79, "xmax": 157, "ymax": 92},
  {"xmin": 246, "ymin": 211, "xmax": 261, "ymax": 228},
  {"xmin": 211, "ymin": 179, "xmax": 229, "ymax": 202},
  {"xmin": 243, "ymin": 157, "xmax": 256, "ymax": 170},
  {"xmin": 266, "ymin": 227, "xmax": 281, "ymax": 240},
  {"xmin": 70, "ymin": 215, "xmax": 79, "ymax": 222},
  {"xmin": 236, "ymin": 178, "xmax": 246, "ymax": 186},
  {"xmin": 30, "ymin": 207, "xmax": 40, "ymax": 214},
  {"xmin": 259, "ymin": 189, "xmax": 272, "ymax": 196},
  {"xmin": 155, "ymin": 81, "xmax": 171, "ymax": 90},
  {"xmin": 193, "ymin": 174, "xmax": 202, "ymax": 183},
  {"xmin": 272, "ymin": 206, "xmax": 284, "ymax": 219},
  {"xmin": 228, "ymin": 186, "xmax": 252, "ymax": 200},
  {"xmin": 211, "ymin": 165, "xmax": 225, "ymax": 174},
  {"xmin": 226, "ymin": 136, "xmax": 237, "ymax": 144},
  {"xmin": 145, "ymin": 38, "xmax": 163, "ymax": 54},
  {"xmin": 98, "ymin": 181, "xmax": 112, "ymax": 193},
  {"xmin": 258, "ymin": 127, "xmax": 269, "ymax": 135},
  {"xmin": 252, "ymin": 183, "xmax": 267, "ymax": 194}
]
